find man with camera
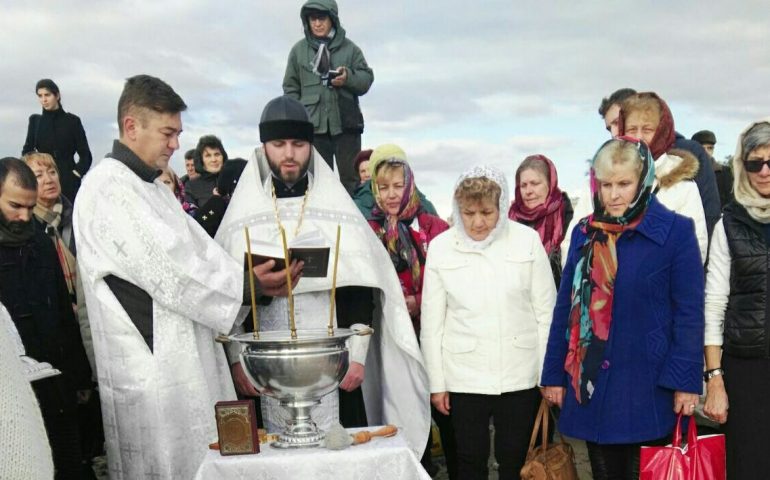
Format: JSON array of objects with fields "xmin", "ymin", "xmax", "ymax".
[{"xmin": 283, "ymin": 0, "xmax": 374, "ymax": 195}]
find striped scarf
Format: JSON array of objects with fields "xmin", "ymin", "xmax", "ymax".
[{"xmin": 33, "ymin": 202, "xmax": 77, "ymax": 301}]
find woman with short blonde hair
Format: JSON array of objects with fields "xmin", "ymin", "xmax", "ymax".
[
  {"xmin": 542, "ymin": 137, "xmax": 704, "ymax": 480},
  {"xmin": 421, "ymin": 165, "xmax": 556, "ymax": 479}
]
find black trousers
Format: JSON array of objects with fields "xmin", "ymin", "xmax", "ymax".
[
  {"xmin": 313, "ymin": 132, "xmax": 361, "ymax": 195},
  {"xmin": 723, "ymin": 353, "xmax": 770, "ymax": 480},
  {"xmin": 586, "ymin": 435, "xmax": 669, "ymax": 480},
  {"xmin": 450, "ymin": 388, "xmax": 540, "ymax": 480}
]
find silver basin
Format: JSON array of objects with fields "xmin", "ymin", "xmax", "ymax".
[{"xmin": 230, "ymin": 327, "xmax": 371, "ymax": 448}]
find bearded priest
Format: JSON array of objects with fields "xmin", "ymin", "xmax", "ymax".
[
  {"xmin": 73, "ymin": 76, "xmax": 298, "ymax": 479},
  {"xmin": 216, "ymin": 95, "xmax": 430, "ymax": 457}
]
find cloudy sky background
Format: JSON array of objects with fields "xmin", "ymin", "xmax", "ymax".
[{"xmin": 1, "ymin": 1, "xmax": 768, "ymax": 216}]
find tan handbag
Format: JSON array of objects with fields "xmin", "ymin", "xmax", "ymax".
[{"xmin": 520, "ymin": 399, "xmax": 579, "ymax": 480}]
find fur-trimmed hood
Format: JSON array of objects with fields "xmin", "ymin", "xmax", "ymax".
[{"xmin": 655, "ymin": 148, "xmax": 700, "ymax": 189}]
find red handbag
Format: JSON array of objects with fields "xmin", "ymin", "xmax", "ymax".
[{"xmin": 639, "ymin": 414, "xmax": 725, "ymax": 480}]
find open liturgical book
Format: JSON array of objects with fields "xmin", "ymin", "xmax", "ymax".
[{"xmin": 245, "ymin": 230, "xmax": 331, "ymax": 278}]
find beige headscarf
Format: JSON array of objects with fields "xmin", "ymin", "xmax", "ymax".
[{"xmin": 732, "ymin": 118, "xmax": 770, "ymax": 223}]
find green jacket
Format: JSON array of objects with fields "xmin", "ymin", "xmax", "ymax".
[{"xmin": 283, "ymin": 0, "xmax": 374, "ymax": 136}]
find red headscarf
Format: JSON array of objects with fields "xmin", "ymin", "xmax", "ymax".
[
  {"xmin": 507, "ymin": 154, "xmax": 566, "ymax": 255},
  {"xmin": 618, "ymin": 92, "xmax": 676, "ymax": 160}
]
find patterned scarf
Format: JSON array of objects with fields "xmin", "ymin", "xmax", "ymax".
[
  {"xmin": 33, "ymin": 201, "xmax": 77, "ymax": 300},
  {"xmin": 370, "ymin": 160, "xmax": 423, "ymax": 287},
  {"xmin": 565, "ymin": 137, "xmax": 655, "ymax": 403},
  {"xmin": 508, "ymin": 155, "xmax": 566, "ymax": 255}
]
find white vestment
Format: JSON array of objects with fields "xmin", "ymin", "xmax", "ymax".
[
  {"xmin": 215, "ymin": 148, "xmax": 431, "ymax": 457},
  {"xmin": 0, "ymin": 303, "xmax": 54, "ymax": 480},
  {"xmin": 74, "ymin": 157, "xmax": 243, "ymax": 480}
]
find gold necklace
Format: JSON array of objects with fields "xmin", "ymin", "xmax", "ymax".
[{"xmin": 271, "ymin": 178, "xmax": 311, "ymax": 237}]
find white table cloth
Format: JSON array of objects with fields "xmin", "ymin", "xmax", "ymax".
[{"xmin": 194, "ymin": 427, "xmax": 431, "ymax": 480}]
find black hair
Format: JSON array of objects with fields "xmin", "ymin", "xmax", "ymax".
[
  {"xmin": 184, "ymin": 149, "xmax": 196, "ymax": 161},
  {"xmin": 0, "ymin": 157, "xmax": 38, "ymax": 194},
  {"xmin": 117, "ymin": 74, "xmax": 187, "ymax": 135},
  {"xmin": 598, "ymin": 88, "xmax": 637, "ymax": 117},
  {"xmin": 194, "ymin": 135, "xmax": 229, "ymax": 174},
  {"xmin": 36, "ymin": 78, "xmax": 62, "ymax": 108}
]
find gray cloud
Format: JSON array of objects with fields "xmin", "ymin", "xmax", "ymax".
[{"xmin": 1, "ymin": 0, "xmax": 767, "ymax": 194}]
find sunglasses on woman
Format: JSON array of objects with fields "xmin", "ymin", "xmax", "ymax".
[{"xmin": 743, "ymin": 159, "xmax": 770, "ymax": 173}]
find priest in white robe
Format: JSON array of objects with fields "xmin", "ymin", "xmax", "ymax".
[
  {"xmin": 216, "ymin": 95, "xmax": 431, "ymax": 457},
  {"xmin": 73, "ymin": 75, "xmax": 289, "ymax": 479}
]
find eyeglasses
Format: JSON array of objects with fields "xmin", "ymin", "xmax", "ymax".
[
  {"xmin": 743, "ymin": 159, "xmax": 770, "ymax": 173},
  {"xmin": 308, "ymin": 13, "xmax": 329, "ymax": 22}
]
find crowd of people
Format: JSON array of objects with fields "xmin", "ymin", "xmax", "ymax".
[{"xmin": 2, "ymin": 2, "xmax": 769, "ymax": 480}]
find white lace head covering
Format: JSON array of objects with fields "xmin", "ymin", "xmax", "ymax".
[{"xmin": 451, "ymin": 165, "xmax": 510, "ymax": 249}]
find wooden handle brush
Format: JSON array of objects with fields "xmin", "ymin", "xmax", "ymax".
[{"xmin": 351, "ymin": 425, "xmax": 398, "ymax": 445}]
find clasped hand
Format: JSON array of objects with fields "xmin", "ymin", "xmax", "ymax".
[{"xmin": 251, "ymin": 259, "xmax": 303, "ymax": 297}]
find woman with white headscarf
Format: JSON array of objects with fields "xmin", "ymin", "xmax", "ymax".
[
  {"xmin": 704, "ymin": 120, "xmax": 770, "ymax": 479},
  {"xmin": 420, "ymin": 165, "xmax": 556, "ymax": 480}
]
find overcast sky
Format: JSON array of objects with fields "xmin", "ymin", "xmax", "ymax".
[{"xmin": 1, "ymin": 1, "xmax": 768, "ymax": 216}]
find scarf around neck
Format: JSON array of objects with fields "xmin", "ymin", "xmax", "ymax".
[
  {"xmin": 371, "ymin": 160, "xmax": 423, "ymax": 286},
  {"xmin": 564, "ymin": 137, "xmax": 655, "ymax": 404},
  {"xmin": 508, "ymin": 155, "xmax": 566, "ymax": 255},
  {"xmin": 34, "ymin": 200, "xmax": 77, "ymax": 299}
]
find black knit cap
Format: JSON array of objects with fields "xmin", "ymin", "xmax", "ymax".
[
  {"xmin": 35, "ymin": 78, "xmax": 60, "ymax": 95},
  {"xmin": 259, "ymin": 96, "xmax": 314, "ymax": 144},
  {"xmin": 692, "ymin": 130, "xmax": 717, "ymax": 145}
]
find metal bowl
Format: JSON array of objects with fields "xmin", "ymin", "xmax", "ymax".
[{"xmin": 229, "ymin": 327, "xmax": 371, "ymax": 448}]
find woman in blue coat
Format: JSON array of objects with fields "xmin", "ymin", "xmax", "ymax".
[{"xmin": 541, "ymin": 137, "xmax": 705, "ymax": 480}]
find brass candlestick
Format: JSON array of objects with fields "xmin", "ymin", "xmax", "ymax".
[
  {"xmin": 244, "ymin": 228, "xmax": 259, "ymax": 339},
  {"xmin": 279, "ymin": 226, "xmax": 297, "ymax": 339},
  {"xmin": 328, "ymin": 225, "xmax": 341, "ymax": 336}
]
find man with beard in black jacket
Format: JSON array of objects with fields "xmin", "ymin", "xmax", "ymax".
[
  {"xmin": 0, "ymin": 157, "xmax": 94, "ymax": 479},
  {"xmin": 22, "ymin": 79, "xmax": 93, "ymax": 202}
]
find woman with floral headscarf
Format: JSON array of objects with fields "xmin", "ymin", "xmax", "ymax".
[
  {"xmin": 703, "ymin": 120, "xmax": 770, "ymax": 479},
  {"xmin": 541, "ymin": 137, "xmax": 704, "ymax": 480},
  {"xmin": 421, "ymin": 165, "xmax": 556, "ymax": 480},
  {"xmin": 508, "ymin": 154, "xmax": 574, "ymax": 286},
  {"xmin": 366, "ymin": 144, "xmax": 452, "ymax": 477}
]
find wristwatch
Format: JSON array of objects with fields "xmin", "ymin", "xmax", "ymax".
[{"xmin": 703, "ymin": 368, "xmax": 724, "ymax": 382}]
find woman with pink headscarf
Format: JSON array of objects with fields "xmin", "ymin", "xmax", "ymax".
[{"xmin": 508, "ymin": 155, "xmax": 573, "ymax": 286}]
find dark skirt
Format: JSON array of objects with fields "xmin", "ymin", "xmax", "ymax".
[{"xmin": 722, "ymin": 353, "xmax": 770, "ymax": 480}]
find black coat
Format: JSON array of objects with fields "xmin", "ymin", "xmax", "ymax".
[
  {"xmin": 22, "ymin": 108, "xmax": 92, "ymax": 201},
  {"xmin": 0, "ymin": 223, "xmax": 92, "ymax": 413}
]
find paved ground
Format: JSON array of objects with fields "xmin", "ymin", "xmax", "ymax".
[{"xmin": 431, "ymin": 429, "xmax": 593, "ymax": 479}]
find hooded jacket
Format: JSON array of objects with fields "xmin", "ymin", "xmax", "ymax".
[
  {"xmin": 184, "ymin": 141, "xmax": 229, "ymax": 207},
  {"xmin": 283, "ymin": 0, "xmax": 374, "ymax": 136},
  {"xmin": 654, "ymin": 149, "xmax": 708, "ymax": 262}
]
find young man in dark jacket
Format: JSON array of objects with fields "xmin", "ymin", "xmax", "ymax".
[
  {"xmin": 283, "ymin": 0, "xmax": 374, "ymax": 195},
  {"xmin": 22, "ymin": 79, "xmax": 92, "ymax": 202},
  {"xmin": 0, "ymin": 157, "xmax": 94, "ymax": 479}
]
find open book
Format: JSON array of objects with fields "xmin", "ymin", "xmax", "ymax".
[{"xmin": 245, "ymin": 230, "xmax": 331, "ymax": 278}]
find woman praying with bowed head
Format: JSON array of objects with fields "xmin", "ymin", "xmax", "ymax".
[
  {"xmin": 508, "ymin": 155, "xmax": 574, "ymax": 287},
  {"xmin": 420, "ymin": 165, "xmax": 556, "ymax": 480},
  {"xmin": 541, "ymin": 138, "xmax": 704, "ymax": 480},
  {"xmin": 703, "ymin": 120, "xmax": 770, "ymax": 479}
]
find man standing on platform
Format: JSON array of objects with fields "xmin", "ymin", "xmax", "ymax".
[
  {"xmin": 216, "ymin": 95, "xmax": 430, "ymax": 458},
  {"xmin": 283, "ymin": 0, "xmax": 374, "ymax": 195},
  {"xmin": 73, "ymin": 75, "xmax": 298, "ymax": 479}
]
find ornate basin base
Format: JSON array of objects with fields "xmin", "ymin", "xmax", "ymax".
[{"xmin": 230, "ymin": 328, "xmax": 370, "ymax": 449}]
